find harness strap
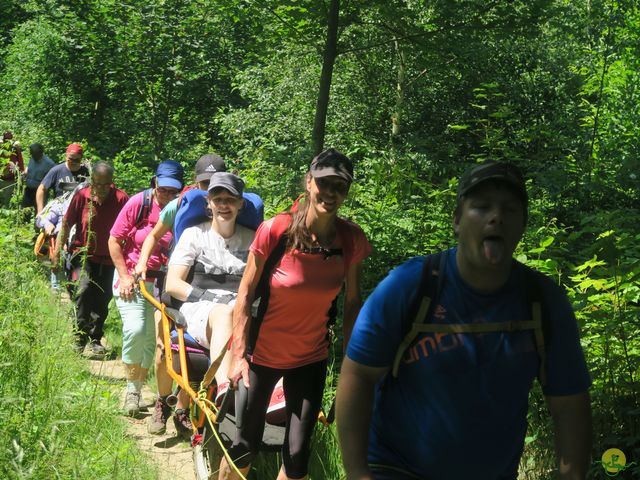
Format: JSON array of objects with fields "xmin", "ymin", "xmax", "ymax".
[
  {"xmin": 523, "ymin": 265, "xmax": 548, "ymax": 386},
  {"xmin": 412, "ymin": 320, "xmax": 541, "ymax": 334},
  {"xmin": 392, "ymin": 297, "xmax": 431, "ymax": 377},
  {"xmin": 391, "ymin": 252, "xmax": 549, "ymax": 384},
  {"xmin": 391, "ymin": 252, "xmax": 444, "ymax": 378},
  {"xmin": 532, "ymin": 300, "xmax": 546, "ymax": 385}
]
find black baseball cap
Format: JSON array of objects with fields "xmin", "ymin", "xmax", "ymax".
[
  {"xmin": 310, "ymin": 148, "xmax": 354, "ymax": 183},
  {"xmin": 458, "ymin": 161, "xmax": 528, "ymax": 207},
  {"xmin": 195, "ymin": 153, "xmax": 227, "ymax": 183}
]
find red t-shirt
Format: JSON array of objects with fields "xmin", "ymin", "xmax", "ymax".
[
  {"xmin": 64, "ymin": 186, "xmax": 129, "ymax": 264},
  {"xmin": 250, "ymin": 216, "xmax": 372, "ymax": 369}
]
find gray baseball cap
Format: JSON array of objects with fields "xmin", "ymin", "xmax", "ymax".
[
  {"xmin": 207, "ymin": 172, "xmax": 244, "ymax": 197},
  {"xmin": 310, "ymin": 148, "xmax": 353, "ymax": 182}
]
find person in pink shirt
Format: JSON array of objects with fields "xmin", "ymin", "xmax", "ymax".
[
  {"xmin": 108, "ymin": 160, "xmax": 184, "ymax": 417},
  {"xmin": 220, "ymin": 149, "xmax": 372, "ymax": 480}
]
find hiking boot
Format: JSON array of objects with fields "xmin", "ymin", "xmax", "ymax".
[
  {"xmin": 148, "ymin": 397, "xmax": 171, "ymax": 435},
  {"xmin": 173, "ymin": 408, "xmax": 193, "ymax": 440},
  {"xmin": 90, "ymin": 341, "xmax": 106, "ymax": 357},
  {"xmin": 123, "ymin": 391, "xmax": 141, "ymax": 417}
]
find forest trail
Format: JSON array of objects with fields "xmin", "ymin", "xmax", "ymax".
[{"xmin": 88, "ymin": 358, "xmax": 197, "ymax": 480}]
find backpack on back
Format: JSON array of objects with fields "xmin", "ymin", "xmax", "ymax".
[
  {"xmin": 391, "ymin": 251, "xmax": 550, "ymax": 385},
  {"xmin": 34, "ymin": 180, "xmax": 89, "ymax": 260},
  {"xmin": 173, "ymin": 189, "xmax": 264, "ymax": 243}
]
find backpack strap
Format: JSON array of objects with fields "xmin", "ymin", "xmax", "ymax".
[
  {"xmin": 135, "ymin": 188, "xmax": 153, "ymax": 228},
  {"xmin": 322, "ymin": 218, "xmax": 357, "ymax": 341},
  {"xmin": 389, "ymin": 254, "xmax": 549, "ymax": 385},
  {"xmin": 391, "ymin": 252, "xmax": 445, "ymax": 378},
  {"xmin": 523, "ymin": 266, "xmax": 548, "ymax": 386},
  {"xmin": 247, "ymin": 214, "xmax": 292, "ymax": 354},
  {"xmin": 247, "ymin": 213, "xmax": 359, "ymax": 353}
]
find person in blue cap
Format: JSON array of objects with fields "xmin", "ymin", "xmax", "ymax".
[{"xmin": 108, "ymin": 160, "xmax": 184, "ymax": 417}]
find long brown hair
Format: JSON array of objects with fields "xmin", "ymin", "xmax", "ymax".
[{"xmin": 285, "ymin": 173, "xmax": 315, "ymax": 251}]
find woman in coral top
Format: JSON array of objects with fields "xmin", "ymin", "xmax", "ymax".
[{"xmin": 220, "ymin": 149, "xmax": 372, "ymax": 480}]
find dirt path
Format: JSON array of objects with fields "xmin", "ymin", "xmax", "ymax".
[{"xmin": 88, "ymin": 358, "xmax": 197, "ymax": 480}]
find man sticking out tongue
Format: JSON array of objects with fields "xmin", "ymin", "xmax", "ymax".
[
  {"xmin": 337, "ymin": 160, "xmax": 591, "ymax": 480},
  {"xmin": 454, "ymin": 161, "xmax": 529, "ymax": 292}
]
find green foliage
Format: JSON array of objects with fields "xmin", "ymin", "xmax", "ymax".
[
  {"xmin": 515, "ymin": 208, "xmax": 640, "ymax": 478},
  {"xmin": 1, "ymin": 0, "xmax": 640, "ymax": 476},
  {"xmin": 0, "ymin": 211, "xmax": 156, "ymax": 479}
]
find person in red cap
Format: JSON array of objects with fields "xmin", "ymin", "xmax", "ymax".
[
  {"xmin": 36, "ymin": 143, "xmax": 89, "ymax": 213},
  {"xmin": 0, "ymin": 131, "xmax": 26, "ymax": 205}
]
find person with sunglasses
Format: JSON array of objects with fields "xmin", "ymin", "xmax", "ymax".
[
  {"xmin": 108, "ymin": 159, "xmax": 184, "ymax": 417},
  {"xmin": 220, "ymin": 149, "xmax": 372, "ymax": 480},
  {"xmin": 134, "ymin": 153, "xmax": 226, "ymax": 436}
]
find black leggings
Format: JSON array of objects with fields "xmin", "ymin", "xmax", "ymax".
[{"xmin": 229, "ymin": 360, "xmax": 327, "ymax": 479}]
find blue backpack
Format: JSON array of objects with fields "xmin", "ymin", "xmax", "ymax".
[{"xmin": 173, "ymin": 189, "xmax": 264, "ymax": 242}]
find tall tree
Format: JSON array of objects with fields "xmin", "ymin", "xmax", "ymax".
[{"xmin": 312, "ymin": 0, "xmax": 340, "ymax": 155}]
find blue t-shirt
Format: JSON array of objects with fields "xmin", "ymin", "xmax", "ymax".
[
  {"xmin": 25, "ymin": 155, "xmax": 55, "ymax": 189},
  {"xmin": 40, "ymin": 163, "xmax": 89, "ymax": 198},
  {"xmin": 347, "ymin": 248, "xmax": 591, "ymax": 480}
]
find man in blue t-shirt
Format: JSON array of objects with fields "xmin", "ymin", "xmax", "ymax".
[
  {"xmin": 337, "ymin": 161, "xmax": 591, "ymax": 480},
  {"xmin": 22, "ymin": 143, "xmax": 55, "ymax": 209}
]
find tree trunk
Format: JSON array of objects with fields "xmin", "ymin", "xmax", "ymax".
[
  {"xmin": 312, "ymin": 0, "xmax": 340, "ymax": 156},
  {"xmin": 391, "ymin": 38, "xmax": 406, "ymax": 140}
]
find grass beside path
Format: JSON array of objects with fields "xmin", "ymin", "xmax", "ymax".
[{"xmin": 0, "ymin": 209, "xmax": 157, "ymax": 480}]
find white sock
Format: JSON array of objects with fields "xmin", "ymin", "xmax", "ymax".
[{"xmin": 127, "ymin": 381, "xmax": 142, "ymax": 393}]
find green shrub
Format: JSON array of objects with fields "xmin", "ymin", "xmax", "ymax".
[{"xmin": 0, "ymin": 209, "xmax": 157, "ymax": 480}]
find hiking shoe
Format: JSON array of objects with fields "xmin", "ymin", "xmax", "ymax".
[
  {"xmin": 123, "ymin": 391, "xmax": 141, "ymax": 417},
  {"xmin": 90, "ymin": 341, "xmax": 106, "ymax": 357},
  {"xmin": 148, "ymin": 398, "xmax": 171, "ymax": 435},
  {"xmin": 173, "ymin": 408, "xmax": 193, "ymax": 440}
]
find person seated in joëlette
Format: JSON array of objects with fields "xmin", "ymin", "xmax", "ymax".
[{"xmin": 164, "ymin": 172, "xmax": 254, "ymax": 406}]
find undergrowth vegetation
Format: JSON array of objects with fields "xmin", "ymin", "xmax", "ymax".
[
  {"xmin": 0, "ymin": 207, "xmax": 156, "ymax": 480},
  {"xmin": 2, "ymin": 0, "xmax": 640, "ymax": 477}
]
